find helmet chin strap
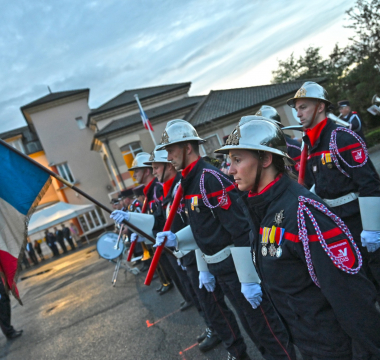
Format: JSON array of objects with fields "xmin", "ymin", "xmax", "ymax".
[
  {"xmin": 252, "ymin": 152, "xmax": 263, "ymax": 194},
  {"xmin": 306, "ymin": 100, "xmax": 321, "ymax": 130},
  {"xmin": 181, "ymin": 145, "xmax": 187, "ymax": 170},
  {"xmin": 160, "ymin": 163, "xmax": 167, "ymax": 183},
  {"xmin": 141, "ymin": 168, "xmax": 148, "ymax": 185}
]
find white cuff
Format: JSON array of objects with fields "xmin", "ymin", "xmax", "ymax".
[{"xmin": 231, "ymin": 247, "xmax": 261, "ymax": 283}]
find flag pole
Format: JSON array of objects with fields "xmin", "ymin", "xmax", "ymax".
[
  {"xmin": 134, "ymin": 94, "xmax": 157, "ymax": 147},
  {"xmin": 0, "ymin": 139, "xmax": 174, "ymax": 256}
]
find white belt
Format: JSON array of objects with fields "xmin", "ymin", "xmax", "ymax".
[
  {"xmin": 202, "ymin": 246, "xmax": 234, "ymax": 264},
  {"xmin": 323, "ymin": 192, "xmax": 359, "ymax": 207},
  {"xmin": 173, "ymin": 250, "xmax": 190, "ymax": 259}
]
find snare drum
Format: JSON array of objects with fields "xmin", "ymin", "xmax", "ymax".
[{"xmin": 97, "ymin": 232, "xmax": 124, "ymax": 260}]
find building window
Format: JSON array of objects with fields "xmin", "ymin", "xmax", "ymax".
[
  {"xmin": 7, "ymin": 138, "xmax": 25, "ymax": 154},
  {"xmin": 57, "ymin": 162, "xmax": 75, "ymax": 183},
  {"xmin": 77, "ymin": 207, "xmax": 106, "ymax": 234},
  {"xmin": 120, "ymin": 142, "xmax": 143, "ymax": 171},
  {"xmin": 201, "ymin": 134, "xmax": 222, "ymax": 158},
  {"xmin": 75, "ymin": 117, "xmax": 86, "ymax": 130}
]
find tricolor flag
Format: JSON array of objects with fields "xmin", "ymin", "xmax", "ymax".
[
  {"xmin": 0, "ymin": 141, "xmax": 51, "ymax": 303},
  {"xmin": 134, "ymin": 94, "xmax": 154, "ymax": 131}
]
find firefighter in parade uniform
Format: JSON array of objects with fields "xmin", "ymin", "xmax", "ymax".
[
  {"xmin": 111, "ymin": 152, "xmax": 173, "ymax": 294},
  {"xmin": 143, "ymin": 148, "xmax": 195, "ymax": 305},
  {"xmin": 255, "ymin": 105, "xmax": 301, "ymax": 171},
  {"xmin": 215, "ymin": 117, "xmax": 380, "ymax": 359},
  {"xmin": 338, "ymin": 100, "xmax": 366, "ymax": 140},
  {"xmin": 154, "ymin": 119, "xmax": 296, "ymax": 360},
  {"xmin": 149, "ymin": 147, "xmax": 243, "ymax": 353},
  {"xmin": 287, "ymin": 82, "xmax": 380, "ymax": 288}
]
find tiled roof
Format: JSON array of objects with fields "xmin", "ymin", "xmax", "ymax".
[
  {"xmin": 187, "ymin": 78, "xmax": 326, "ymax": 127},
  {"xmin": 95, "ymin": 95, "xmax": 204, "ymax": 138},
  {"xmin": 91, "ymin": 82, "xmax": 191, "ymax": 115},
  {"xmin": 21, "ymin": 89, "xmax": 89, "ymax": 109}
]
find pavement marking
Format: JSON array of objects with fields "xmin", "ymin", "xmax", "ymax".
[
  {"xmin": 146, "ymin": 309, "xmax": 181, "ymax": 328},
  {"xmin": 179, "ymin": 342, "xmax": 198, "ymax": 360}
]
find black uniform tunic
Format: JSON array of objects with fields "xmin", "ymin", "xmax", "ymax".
[
  {"xmin": 341, "ymin": 110, "xmax": 366, "ymax": 140},
  {"xmin": 160, "ymin": 172, "xmax": 250, "ymax": 356},
  {"xmin": 303, "ymin": 118, "xmax": 380, "ymax": 286},
  {"xmin": 242, "ymin": 174, "xmax": 380, "ymax": 358},
  {"xmin": 181, "ymin": 157, "xmax": 296, "ymax": 360},
  {"xmin": 285, "ymin": 135, "xmax": 301, "ymax": 174},
  {"xmin": 128, "ymin": 199, "xmax": 143, "ymax": 257}
]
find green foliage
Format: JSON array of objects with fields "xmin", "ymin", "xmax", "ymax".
[
  {"xmin": 271, "ymin": 0, "xmax": 380, "ymax": 131},
  {"xmin": 365, "ymin": 126, "xmax": 380, "ymax": 148}
]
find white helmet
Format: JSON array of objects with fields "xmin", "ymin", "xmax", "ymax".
[
  {"xmin": 287, "ymin": 81, "xmax": 331, "ymax": 108},
  {"xmin": 156, "ymin": 119, "xmax": 205, "ymax": 151},
  {"xmin": 128, "ymin": 152, "xmax": 152, "ymax": 171},
  {"xmin": 215, "ymin": 118, "xmax": 293, "ymax": 164},
  {"xmin": 143, "ymin": 146, "xmax": 171, "ymax": 165}
]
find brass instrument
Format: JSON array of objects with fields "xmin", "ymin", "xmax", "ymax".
[
  {"xmin": 372, "ymin": 94, "xmax": 380, "ymax": 105},
  {"xmin": 327, "ymin": 113, "xmax": 350, "ymax": 128}
]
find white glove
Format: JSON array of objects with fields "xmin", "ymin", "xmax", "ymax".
[
  {"xmin": 110, "ymin": 210, "xmax": 130, "ymax": 224},
  {"xmin": 154, "ymin": 231, "xmax": 177, "ymax": 248},
  {"xmin": 130, "ymin": 233, "xmax": 138, "ymax": 243},
  {"xmin": 241, "ymin": 282, "xmax": 262, "ymax": 309},
  {"xmin": 361, "ymin": 230, "xmax": 380, "ymax": 252},
  {"xmin": 199, "ymin": 271, "xmax": 216, "ymax": 292}
]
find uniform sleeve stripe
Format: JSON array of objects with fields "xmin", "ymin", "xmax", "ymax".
[
  {"xmin": 184, "ymin": 183, "xmax": 236, "ymax": 200},
  {"xmin": 308, "ymin": 142, "xmax": 361, "ymax": 159},
  {"xmin": 338, "ymin": 142, "xmax": 361, "ymax": 153}
]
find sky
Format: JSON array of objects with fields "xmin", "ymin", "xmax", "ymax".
[{"xmin": 0, "ymin": 0, "xmax": 357, "ymax": 133}]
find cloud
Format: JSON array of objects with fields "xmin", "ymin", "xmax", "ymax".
[{"xmin": 0, "ymin": 0, "xmax": 357, "ymax": 133}]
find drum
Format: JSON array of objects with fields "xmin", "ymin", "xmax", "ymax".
[{"xmin": 97, "ymin": 232, "xmax": 124, "ymax": 260}]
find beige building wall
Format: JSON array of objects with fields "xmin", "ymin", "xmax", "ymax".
[
  {"xmin": 28, "ymin": 151, "xmax": 60, "ymax": 205},
  {"xmin": 26, "ymin": 97, "xmax": 114, "ymax": 224}
]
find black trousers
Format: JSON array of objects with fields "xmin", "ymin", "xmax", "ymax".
[
  {"xmin": 160, "ymin": 253, "xmax": 190, "ymax": 302},
  {"xmin": 215, "ymin": 270, "xmax": 296, "ymax": 360},
  {"xmin": 65, "ymin": 237, "xmax": 76, "ymax": 250},
  {"xmin": 28, "ymin": 251, "xmax": 38, "ymax": 265},
  {"xmin": 186, "ymin": 263, "xmax": 247, "ymax": 358},
  {"xmin": 57, "ymin": 239, "xmax": 68, "ymax": 253},
  {"xmin": 165, "ymin": 253, "xmax": 194, "ymax": 303},
  {"xmin": 0, "ymin": 282, "xmax": 14, "ymax": 337}
]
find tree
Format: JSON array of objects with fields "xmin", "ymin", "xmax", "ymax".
[
  {"xmin": 271, "ymin": 0, "xmax": 380, "ymax": 132},
  {"xmin": 345, "ymin": 0, "xmax": 380, "ymax": 66}
]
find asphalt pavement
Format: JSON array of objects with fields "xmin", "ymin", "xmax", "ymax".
[{"xmin": 0, "ymin": 245, "xmax": 267, "ymax": 360}]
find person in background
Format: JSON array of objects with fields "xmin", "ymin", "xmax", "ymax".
[
  {"xmin": 34, "ymin": 240, "xmax": 44, "ymax": 261},
  {"xmin": 45, "ymin": 229, "xmax": 59, "ymax": 257},
  {"xmin": 0, "ymin": 280, "xmax": 23, "ymax": 340},
  {"xmin": 26, "ymin": 239, "xmax": 38, "ymax": 265},
  {"xmin": 338, "ymin": 100, "xmax": 366, "ymax": 141},
  {"xmin": 54, "ymin": 226, "xmax": 68, "ymax": 254},
  {"xmin": 61, "ymin": 224, "xmax": 76, "ymax": 250},
  {"xmin": 69, "ymin": 222, "xmax": 82, "ymax": 248}
]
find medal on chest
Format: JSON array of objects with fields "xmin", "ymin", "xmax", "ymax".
[
  {"xmin": 261, "ymin": 227, "xmax": 270, "ymax": 256},
  {"xmin": 261, "ymin": 211, "xmax": 286, "ymax": 258}
]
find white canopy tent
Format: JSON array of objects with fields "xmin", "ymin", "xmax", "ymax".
[{"xmin": 28, "ymin": 201, "xmax": 95, "ymax": 236}]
